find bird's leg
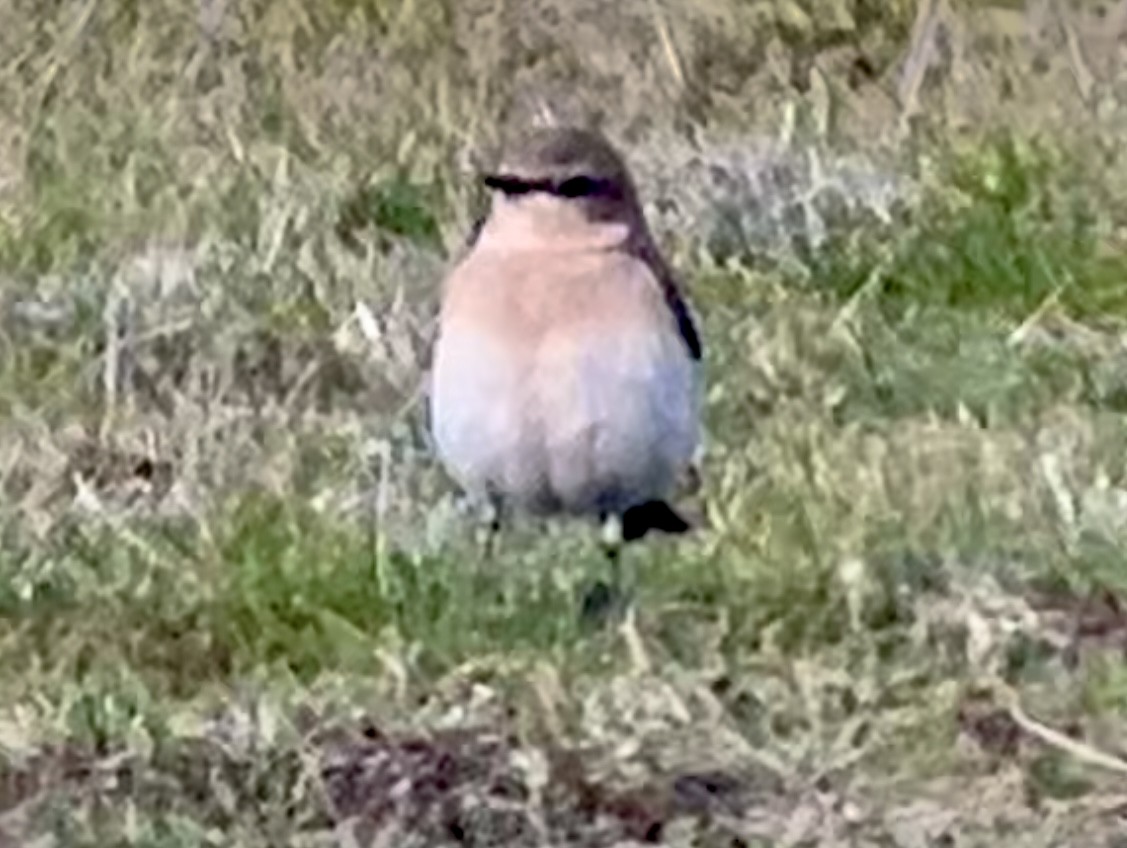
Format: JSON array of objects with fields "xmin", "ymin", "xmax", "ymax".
[
  {"xmin": 586, "ymin": 516, "xmax": 649, "ymax": 667},
  {"xmin": 477, "ymin": 494, "xmax": 504, "ymax": 560},
  {"xmin": 600, "ymin": 512, "xmax": 624, "ymax": 579},
  {"xmin": 580, "ymin": 513, "xmax": 630, "ymax": 626}
]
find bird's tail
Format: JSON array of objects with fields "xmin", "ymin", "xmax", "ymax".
[{"xmin": 620, "ymin": 499, "xmax": 692, "ymax": 542}]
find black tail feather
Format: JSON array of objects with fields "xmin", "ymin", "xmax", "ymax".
[{"xmin": 620, "ymin": 500, "xmax": 692, "ymax": 542}]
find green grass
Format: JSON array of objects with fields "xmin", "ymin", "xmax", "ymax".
[
  {"xmin": 2, "ymin": 0, "xmax": 1127, "ymax": 844},
  {"xmin": 804, "ymin": 133, "xmax": 1127, "ymax": 320}
]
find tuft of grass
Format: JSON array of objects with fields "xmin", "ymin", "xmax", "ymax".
[{"xmin": 2, "ymin": 0, "xmax": 1127, "ymax": 843}]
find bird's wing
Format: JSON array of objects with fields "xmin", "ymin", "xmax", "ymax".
[
  {"xmin": 663, "ymin": 280, "xmax": 702, "ymax": 362},
  {"xmin": 633, "ymin": 241, "xmax": 702, "ymax": 361}
]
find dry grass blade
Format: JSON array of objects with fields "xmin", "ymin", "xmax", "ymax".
[
  {"xmin": 1004, "ymin": 692, "xmax": 1127, "ymax": 777},
  {"xmin": 0, "ymin": 0, "xmax": 1126, "ymax": 843}
]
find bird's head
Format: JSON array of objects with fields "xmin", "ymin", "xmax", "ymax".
[{"xmin": 477, "ymin": 126, "xmax": 647, "ymax": 249}]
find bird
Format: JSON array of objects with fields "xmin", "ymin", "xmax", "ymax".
[{"xmin": 428, "ymin": 125, "xmax": 703, "ymax": 567}]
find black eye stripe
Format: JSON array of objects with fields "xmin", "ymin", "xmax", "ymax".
[
  {"xmin": 482, "ymin": 175, "xmax": 545, "ymax": 195},
  {"xmin": 556, "ymin": 176, "xmax": 617, "ymax": 197},
  {"xmin": 482, "ymin": 174, "xmax": 619, "ymax": 199}
]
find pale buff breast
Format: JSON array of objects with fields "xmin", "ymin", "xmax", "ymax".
[{"xmin": 429, "ymin": 247, "xmax": 699, "ymax": 516}]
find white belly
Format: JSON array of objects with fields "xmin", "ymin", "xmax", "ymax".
[{"xmin": 430, "ymin": 327, "xmax": 698, "ymax": 516}]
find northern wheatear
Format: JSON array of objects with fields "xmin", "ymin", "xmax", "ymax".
[{"xmin": 429, "ymin": 126, "xmax": 702, "ymax": 559}]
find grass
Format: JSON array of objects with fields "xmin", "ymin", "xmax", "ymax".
[{"xmin": 2, "ymin": 0, "xmax": 1127, "ymax": 844}]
